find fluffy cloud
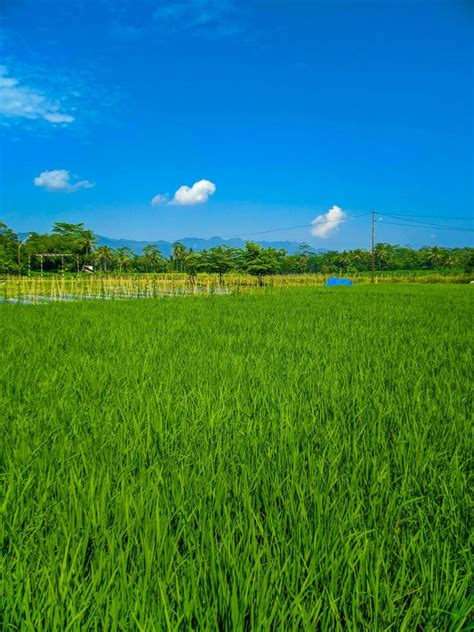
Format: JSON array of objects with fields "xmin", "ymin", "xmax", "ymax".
[
  {"xmin": 151, "ymin": 193, "xmax": 169, "ymax": 207},
  {"xmin": 151, "ymin": 179, "xmax": 216, "ymax": 207},
  {"xmin": 172, "ymin": 179, "xmax": 216, "ymax": 206},
  {"xmin": 34, "ymin": 170, "xmax": 95, "ymax": 193},
  {"xmin": 0, "ymin": 66, "xmax": 74, "ymax": 124},
  {"xmin": 311, "ymin": 205, "xmax": 347, "ymax": 238}
]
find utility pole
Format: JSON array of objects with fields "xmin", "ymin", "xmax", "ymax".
[{"xmin": 371, "ymin": 210, "xmax": 375, "ymax": 284}]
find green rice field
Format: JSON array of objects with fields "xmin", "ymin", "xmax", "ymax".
[{"xmin": 1, "ymin": 285, "xmax": 472, "ymax": 630}]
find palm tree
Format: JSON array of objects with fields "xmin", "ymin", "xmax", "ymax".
[
  {"xmin": 426, "ymin": 246, "xmax": 446, "ymax": 269},
  {"xmin": 142, "ymin": 245, "xmax": 164, "ymax": 272},
  {"xmin": 115, "ymin": 247, "xmax": 134, "ymax": 273},
  {"xmin": 94, "ymin": 246, "xmax": 114, "ymax": 272},
  {"xmin": 80, "ymin": 230, "xmax": 96, "ymax": 258},
  {"xmin": 375, "ymin": 243, "xmax": 396, "ymax": 271},
  {"xmin": 172, "ymin": 242, "xmax": 187, "ymax": 272},
  {"xmin": 184, "ymin": 250, "xmax": 202, "ymax": 286}
]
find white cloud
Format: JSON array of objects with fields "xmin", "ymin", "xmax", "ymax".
[
  {"xmin": 0, "ymin": 66, "xmax": 74, "ymax": 124},
  {"xmin": 151, "ymin": 193, "xmax": 169, "ymax": 207},
  {"xmin": 43, "ymin": 112, "xmax": 74, "ymax": 123},
  {"xmin": 152, "ymin": 179, "xmax": 216, "ymax": 207},
  {"xmin": 311, "ymin": 205, "xmax": 347, "ymax": 238},
  {"xmin": 170, "ymin": 179, "xmax": 216, "ymax": 206},
  {"xmin": 34, "ymin": 170, "xmax": 95, "ymax": 193}
]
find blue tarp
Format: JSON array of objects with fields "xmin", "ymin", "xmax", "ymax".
[{"xmin": 325, "ymin": 277, "xmax": 353, "ymax": 286}]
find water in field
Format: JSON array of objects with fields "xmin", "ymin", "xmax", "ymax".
[
  {"xmin": 0, "ymin": 291, "xmax": 230, "ymax": 304},
  {"xmin": 0, "ymin": 287, "xmax": 230, "ymax": 304}
]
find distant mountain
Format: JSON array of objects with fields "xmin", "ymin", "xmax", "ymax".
[
  {"xmin": 95, "ymin": 235, "xmax": 329, "ymax": 256},
  {"xmin": 18, "ymin": 231, "xmax": 329, "ymax": 255}
]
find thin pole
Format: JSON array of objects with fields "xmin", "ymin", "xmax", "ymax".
[{"xmin": 371, "ymin": 210, "xmax": 375, "ymax": 284}]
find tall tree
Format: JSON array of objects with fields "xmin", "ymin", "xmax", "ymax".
[
  {"xmin": 142, "ymin": 245, "xmax": 165, "ymax": 272},
  {"xmin": 426, "ymin": 246, "xmax": 448, "ymax": 269},
  {"xmin": 79, "ymin": 229, "xmax": 96, "ymax": 257},
  {"xmin": 375, "ymin": 243, "xmax": 397, "ymax": 271},
  {"xmin": 115, "ymin": 247, "xmax": 134, "ymax": 272},
  {"xmin": 94, "ymin": 246, "xmax": 114, "ymax": 272},
  {"xmin": 206, "ymin": 245, "xmax": 235, "ymax": 284},
  {"xmin": 51, "ymin": 222, "xmax": 85, "ymax": 236},
  {"xmin": 184, "ymin": 249, "xmax": 202, "ymax": 285},
  {"xmin": 0, "ymin": 221, "xmax": 19, "ymax": 273},
  {"xmin": 242, "ymin": 241, "xmax": 280, "ymax": 285},
  {"xmin": 172, "ymin": 242, "xmax": 187, "ymax": 272}
]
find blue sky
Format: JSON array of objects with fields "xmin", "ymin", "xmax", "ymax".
[{"xmin": 1, "ymin": 0, "xmax": 472, "ymax": 248}]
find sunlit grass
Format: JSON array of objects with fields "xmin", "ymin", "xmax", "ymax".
[{"xmin": 1, "ymin": 285, "xmax": 472, "ymax": 629}]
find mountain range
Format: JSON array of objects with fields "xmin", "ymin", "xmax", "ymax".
[{"xmin": 95, "ymin": 235, "xmax": 328, "ymax": 257}]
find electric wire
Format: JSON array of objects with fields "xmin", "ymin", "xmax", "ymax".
[
  {"xmin": 377, "ymin": 220, "xmax": 474, "ymax": 233},
  {"xmin": 379, "ymin": 212, "xmax": 473, "ymax": 221},
  {"xmin": 221, "ymin": 210, "xmax": 473, "ymax": 241},
  {"xmin": 377, "ymin": 213, "xmax": 474, "ymax": 232},
  {"xmin": 222, "ymin": 212, "xmax": 371, "ymax": 240},
  {"xmin": 379, "ymin": 212, "xmax": 473, "ymax": 231}
]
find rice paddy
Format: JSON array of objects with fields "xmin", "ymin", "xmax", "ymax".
[
  {"xmin": 1, "ymin": 270, "xmax": 471, "ymax": 304},
  {"xmin": 1, "ymin": 284, "xmax": 472, "ymax": 630}
]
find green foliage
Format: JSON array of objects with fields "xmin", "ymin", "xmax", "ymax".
[
  {"xmin": 1, "ymin": 219, "xmax": 473, "ymax": 276},
  {"xmin": 1, "ymin": 286, "xmax": 472, "ymax": 629},
  {"xmin": 183, "ymin": 249, "xmax": 203, "ymax": 280},
  {"xmin": 142, "ymin": 245, "xmax": 166, "ymax": 272},
  {"xmin": 115, "ymin": 247, "xmax": 135, "ymax": 272},
  {"xmin": 241, "ymin": 241, "xmax": 281, "ymax": 284},
  {"xmin": 51, "ymin": 221, "xmax": 94, "ymax": 250},
  {"xmin": 0, "ymin": 221, "xmax": 18, "ymax": 273},
  {"xmin": 172, "ymin": 242, "xmax": 187, "ymax": 272},
  {"xmin": 17, "ymin": 223, "xmax": 97, "ymax": 272},
  {"xmin": 93, "ymin": 245, "xmax": 114, "ymax": 272},
  {"xmin": 460, "ymin": 249, "xmax": 474, "ymax": 274},
  {"xmin": 205, "ymin": 245, "xmax": 236, "ymax": 283}
]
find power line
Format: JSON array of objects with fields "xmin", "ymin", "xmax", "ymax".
[
  {"xmin": 379, "ymin": 212, "xmax": 473, "ymax": 221},
  {"xmin": 378, "ymin": 220, "xmax": 474, "ymax": 233},
  {"xmin": 222, "ymin": 212, "xmax": 370, "ymax": 240},
  {"xmin": 218, "ymin": 209, "xmax": 472, "ymax": 243},
  {"xmin": 380, "ymin": 213, "xmax": 474, "ymax": 231}
]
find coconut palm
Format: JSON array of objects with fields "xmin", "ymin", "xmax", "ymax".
[
  {"xmin": 172, "ymin": 242, "xmax": 187, "ymax": 272},
  {"xmin": 115, "ymin": 247, "xmax": 134, "ymax": 273},
  {"xmin": 80, "ymin": 230, "xmax": 96, "ymax": 258},
  {"xmin": 375, "ymin": 243, "xmax": 396, "ymax": 271},
  {"xmin": 142, "ymin": 245, "xmax": 164, "ymax": 272},
  {"xmin": 94, "ymin": 246, "xmax": 114, "ymax": 272},
  {"xmin": 184, "ymin": 249, "xmax": 202, "ymax": 285},
  {"xmin": 426, "ymin": 246, "xmax": 447, "ymax": 269}
]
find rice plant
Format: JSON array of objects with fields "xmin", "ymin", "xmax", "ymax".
[
  {"xmin": 1, "ymin": 271, "xmax": 471, "ymax": 304},
  {"xmin": 1, "ymin": 285, "xmax": 472, "ymax": 630}
]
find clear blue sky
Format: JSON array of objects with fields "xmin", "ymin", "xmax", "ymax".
[{"xmin": 1, "ymin": 0, "xmax": 472, "ymax": 249}]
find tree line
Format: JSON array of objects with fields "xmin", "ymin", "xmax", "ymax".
[{"xmin": 1, "ymin": 221, "xmax": 473, "ymax": 281}]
